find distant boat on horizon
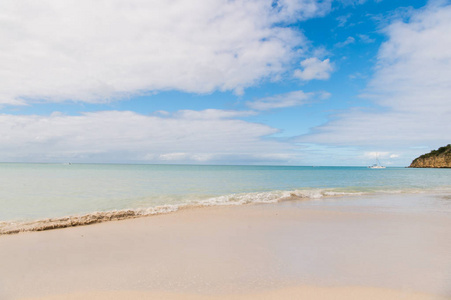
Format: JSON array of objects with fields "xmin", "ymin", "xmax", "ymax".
[{"xmin": 368, "ymin": 154, "xmax": 385, "ymax": 169}]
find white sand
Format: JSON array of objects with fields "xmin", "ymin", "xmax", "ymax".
[
  {"xmin": 0, "ymin": 194, "xmax": 450, "ymax": 300},
  {"xmin": 24, "ymin": 286, "xmax": 450, "ymax": 300}
]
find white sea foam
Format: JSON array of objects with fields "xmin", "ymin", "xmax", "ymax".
[
  {"xmin": 0, "ymin": 188, "xmax": 366, "ymax": 235},
  {"xmin": 2, "ymin": 185, "xmax": 450, "ymax": 235},
  {"xmin": 1, "ymin": 163, "xmax": 450, "ymax": 235}
]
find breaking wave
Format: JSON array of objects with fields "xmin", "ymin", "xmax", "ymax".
[{"xmin": 0, "ymin": 188, "xmax": 389, "ymax": 235}]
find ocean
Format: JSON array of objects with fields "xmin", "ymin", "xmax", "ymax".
[{"xmin": 1, "ymin": 163, "xmax": 450, "ymax": 234}]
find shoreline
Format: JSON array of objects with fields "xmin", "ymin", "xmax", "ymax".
[
  {"xmin": 2, "ymin": 188, "xmax": 449, "ymax": 236},
  {"xmin": 1, "ymin": 193, "xmax": 450, "ymax": 299},
  {"xmin": 0, "ymin": 188, "xmax": 363, "ymax": 235}
]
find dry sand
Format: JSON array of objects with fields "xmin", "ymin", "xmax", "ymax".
[
  {"xmin": 23, "ymin": 286, "xmax": 449, "ymax": 300},
  {"xmin": 0, "ymin": 194, "xmax": 450, "ymax": 299}
]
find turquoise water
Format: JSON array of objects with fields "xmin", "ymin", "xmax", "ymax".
[{"xmin": 0, "ymin": 163, "xmax": 450, "ymax": 224}]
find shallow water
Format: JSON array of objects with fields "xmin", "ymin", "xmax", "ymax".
[{"xmin": 0, "ymin": 163, "xmax": 450, "ymax": 229}]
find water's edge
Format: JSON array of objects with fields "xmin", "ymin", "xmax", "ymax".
[{"xmin": 0, "ymin": 189, "xmax": 363, "ymax": 235}]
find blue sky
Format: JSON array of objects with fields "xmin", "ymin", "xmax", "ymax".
[{"xmin": 0, "ymin": 0, "xmax": 449, "ymax": 166}]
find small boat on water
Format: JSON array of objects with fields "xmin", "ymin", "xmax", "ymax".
[{"xmin": 369, "ymin": 155, "xmax": 385, "ymax": 169}]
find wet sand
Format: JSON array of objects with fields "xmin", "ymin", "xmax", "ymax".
[{"xmin": 0, "ymin": 194, "xmax": 450, "ymax": 299}]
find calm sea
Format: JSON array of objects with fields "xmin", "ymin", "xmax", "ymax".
[{"xmin": 0, "ymin": 163, "xmax": 450, "ymax": 231}]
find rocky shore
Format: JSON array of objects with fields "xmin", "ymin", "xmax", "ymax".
[{"xmin": 409, "ymin": 145, "xmax": 451, "ymax": 168}]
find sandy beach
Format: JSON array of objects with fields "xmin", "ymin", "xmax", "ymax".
[
  {"xmin": 1, "ymin": 194, "xmax": 450, "ymax": 300},
  {"xmin": 1, "ymin": 0, "xmax": 451, "ymax": 298}
]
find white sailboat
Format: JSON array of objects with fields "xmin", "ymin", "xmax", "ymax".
[{"xmin": 368, "ymin": 154, "xmax": 386, "ymax": 169}]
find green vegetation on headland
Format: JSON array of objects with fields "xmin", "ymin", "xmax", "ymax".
[{"xmin": 409, "ymin": 144, "xmax": 451, "ymax": 168}]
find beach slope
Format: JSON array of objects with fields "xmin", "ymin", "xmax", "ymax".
[{"xmin": 0, "ymin": 194, "xmax": 450, "ymax": 299}]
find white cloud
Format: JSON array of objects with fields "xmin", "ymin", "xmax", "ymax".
[
  {"xmin": 362, "ymin": 151, "xmax": 400, "ymax": 166},
  {"xmin": 339, "ymin": 0, "xmax": 368, "ymax": 5},
  {"xmin": 293, "ymin": 58, "xmax": 334, "ymax": 81},
  {"xmin": 175, "ymin": 109, "xmax": 256, "ymax": 120},
  {"xmin": 336, "ymin": 13, "xmax": 352, "ymax": 27},
  {"xmin": 335, "ymin": 36, "xmax": 356, "ymax": 48},
  {"xmin": 0, "ymin": 110, "xmax": 299, "ymax": 164},
  {"xmin": 364, "ymin": 152, "xmax": 389, "ymax": 159},
  {"xmin": 247, "ymin": 90, "xmax": 309, "ymax": 110},
  {"xmin": 0, "ymin": 0, "xmax": 331, "ymax": 105},
  {"xmin": 357, "ymin": 34, "xmax": 375, "ymax": 43},
  {"xmin": 159, "ymin": 153, "xmax": 189, "ymax": 161},
  {"xmin": 370, "ymin": 2, "xmax": 451, "ymax": 113},
  {"xmin": 299, "ymin": 2, "xmax": 451, "ymax": 154},
  {"xmin": 273, "ymin": 0, "xmax": 333, "ymax": 21},
  {"xmin": 246, "ymin": 90, "xmax": 330, "ymax": 110}
]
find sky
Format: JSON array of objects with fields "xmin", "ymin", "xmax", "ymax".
[{"xmin": 0, "ymin": 0, "xmax": 450, "ymax": 166}]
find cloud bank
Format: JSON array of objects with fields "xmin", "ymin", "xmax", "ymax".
[
  {"xmin": 247, "ymin": 90, "xmax": 330, "ymax": 110},
  {"xmin": 0, "ymin": 110, "xmax": 298, "ymax": 164},
  {"xmin": 300, "ymin": 2, "xmax": 451, "ymax": 150},
  {"xmin": 0, "ymin": 0, "xmax": 332, "ymax": 105}
]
